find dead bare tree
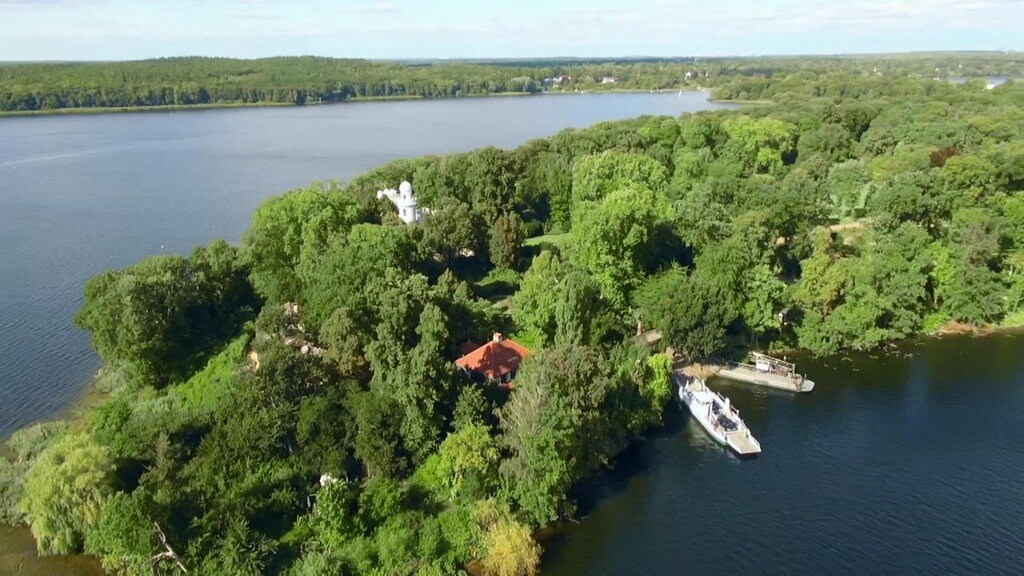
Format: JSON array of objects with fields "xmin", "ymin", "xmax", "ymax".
[{"xmin": 150, "ymin": 522, "xmax": 188, "ymax": 574}]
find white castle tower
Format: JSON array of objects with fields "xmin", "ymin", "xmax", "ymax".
[{"xmin": 376, "ymin": 181, "xmax": 424, "ymax": 224}]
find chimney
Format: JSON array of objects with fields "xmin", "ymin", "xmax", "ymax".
[{"xmin": 492, "ymin": 332, "xmax": 503, "ymax": 343}]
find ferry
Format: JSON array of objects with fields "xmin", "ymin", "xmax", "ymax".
[
  {"xmin": 677, "ymin": 375, "xmax": 761, "ymax": 456},
  {"xmin": 716, "ymin": 352, "xmax": 815, "ymax": 393}
]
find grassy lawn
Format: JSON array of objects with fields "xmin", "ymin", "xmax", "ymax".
[
  {"xmin": 509, "ymin": 330, "xmax": 541, "ymax": 350},
  {"xmin": 523, "ymin": 232, "xmax": 571, "ymax": 247},
  {"xmin": 472, "ymin": 268, "xmax": 520, "ymax": 302}
]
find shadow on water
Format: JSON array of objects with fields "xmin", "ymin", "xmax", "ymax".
[
  {"xmin": 540, "ymin": 402, "xmax": 706, "ymax": 557},
  {"xmin": 570, "ymin": 404, "xmax": 691, "ymax": 519}
]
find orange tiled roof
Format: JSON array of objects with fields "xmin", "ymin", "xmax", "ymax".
[
  {"xmin": 459, "ymin": 341, "xmax": 482, "ymax": 356},
  {"xmin": 455, "ymin": 338, "xmax": 529, "ymax": 380}
]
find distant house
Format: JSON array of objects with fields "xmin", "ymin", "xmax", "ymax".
[
  {"xmin": 542, "ymin": 75, "xmax": 572, "ymax": 86},
  {"xmin": 455, "ymin": 333, "xmax": 530, "ymax": 388},
  {"xmin": 600, "ymin": 76, "xmax": 617, "ymax": 84},
  {"xmin": 376, "ymin": 181, "xmax": 425, "ymax": 224}
]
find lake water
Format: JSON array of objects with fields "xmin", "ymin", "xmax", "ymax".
[
  {"xmin": 541, "ymin": 332, "xmax": 1024, "ymax": 575},
  {"xmin": 1, "ymin": 93, "xmax": 1022, "ymax": 575},
  {"xmin": 0, "ymin": 91, "xmax": 729, "ymax": 438}
]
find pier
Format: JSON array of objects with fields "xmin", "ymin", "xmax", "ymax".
[{"xmin": 705, "ymin": 353, "xmax": 815, "ymax": 393}]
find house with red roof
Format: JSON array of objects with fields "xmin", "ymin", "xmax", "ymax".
[{"xmin": 455, "ymin": 333, "xmax": 529, "ymax": 388}]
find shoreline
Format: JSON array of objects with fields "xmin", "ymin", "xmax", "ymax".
[
  {"xmin": 0, "ymin": 370, "xmax": 110, "ymax": 574},
  {"xmin": 931, "ymin": 320, "xmax": 1024, "ymax": 337},
  {"xmin": 2, "ymin": 368, "xmax": 109, "ymax": 443},
  {"xmin": 1, "ymin": 320, "xmax": 1021, "ymax": 572},
  {"xmin": 708, "ymin": 97, "xmax": 772, "ymax": 105},
  {"xmin": 0, "ymin": 87, "xmax": 708, "ymax": 118}
]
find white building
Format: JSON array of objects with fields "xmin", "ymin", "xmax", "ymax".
[{"xmin": 376, "ymin": 181, "xmax": 425, "ymax": 224}]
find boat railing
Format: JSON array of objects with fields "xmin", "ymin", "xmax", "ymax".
[{"xmin": 727, "ymin": 360, "xmax": 806, "ymax": 383}]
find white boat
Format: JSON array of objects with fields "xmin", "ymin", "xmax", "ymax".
[{"xmin": 677, "ymin": 375, "xmax": 761, "ymax": 456}]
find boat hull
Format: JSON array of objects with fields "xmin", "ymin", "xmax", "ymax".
[
  {"xmin": 716, "ymin": 366, "xmax": 815, "ymax": 393},
  {"xmin": 679, "ymin": 386, "xmax": 728, "ymax": 445},
  {"xmin": 677, "ymin": 377, "xmax": 761, "ymax": 456}
]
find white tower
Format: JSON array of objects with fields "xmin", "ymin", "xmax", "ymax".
[{"xmin": 376, "ymin": 180, "xmax": 423, "ymax": 224}]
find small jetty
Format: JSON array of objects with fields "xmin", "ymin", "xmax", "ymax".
[
  {"xmin": 711, "ymin": 352, "xmax": 815, "ymax": 393},
  {"xmin": 674, "ymin": 372, "xmax": 761, "ymax": 456}
]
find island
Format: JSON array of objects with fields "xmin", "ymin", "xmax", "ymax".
[{"xmin": 1, "ymin": 57, "xmax": 1023, "ymax": 575}]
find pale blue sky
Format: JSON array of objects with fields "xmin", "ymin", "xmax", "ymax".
[{"xmin": 1, "ymin": 0, "xmax": 1021, "ymax": 61}]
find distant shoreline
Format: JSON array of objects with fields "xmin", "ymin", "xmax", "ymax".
[
  {"xmin": 0, "ymin": 87, "xmax": 705, "ymax": 118},
  {"xmin": 708, "ymin": 97, "xmax": 772, "ymax": 105}
]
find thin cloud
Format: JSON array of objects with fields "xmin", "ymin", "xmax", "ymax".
[
  {"xmin": 0, "ymin": 0, "xmax": 1020, "ymax": 60},
  {"xmin": 334, "ymin": 2, "xmax": 398, "ymax": 14}
]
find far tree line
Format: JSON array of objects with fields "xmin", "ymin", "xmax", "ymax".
[{"xmin": 1, "ymin": 52, "xmax": 1022, "ymax": 112}]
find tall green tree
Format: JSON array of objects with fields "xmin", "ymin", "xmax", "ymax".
[
  {"xmin": 466, "ymin": 146, "xmax": 524, "ymax": 225},
  {"xmin": 489, "ymin": 212, "xmax": 525, "ymax": 271},
  {"xmin": 245, "ymin": 184, "xmax": 369, "ymax": 303},
  {"xmin": 74, "ymin": 240, "xmax": 256, "ymax": 387},
  {"xmin": 570, "ymin": 150, "xmax": 669, "ymax": 210},
  {"xmin": 300, "ymin": 223, "xmax": 420, "ymax": 326},
  {"xmin": 499, "ymin": 345, "xmax": 613, "ymax": 525},
  {"xmin": 512, "ymin": 251, "xmax": 563, "ymax": 345},
  {"xmin": 416, "ymin": 424, "xmax": 499, "ymax": 502},
  {"xmin": 568, "ymin": 184, "xmax": 675, "ymax": 307},
  {"xmin": 720, "ymin": 115, "xmax": 796, "ymax": 175},
  {"xmin": 422, "ymin": 197, "xmax": 485, "ymax": 268},
  {"xmin": 633, "ymin": 267, "xmax": 734, "ymax": 360}
]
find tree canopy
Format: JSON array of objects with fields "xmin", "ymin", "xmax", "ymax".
[{"xmin": 9, "ymin": 58, "xmax": 1024, "ymax": 574}]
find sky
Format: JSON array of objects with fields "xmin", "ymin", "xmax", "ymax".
[{"xmin": 1, "ymin": 0, "xmax": 1022, "ymax": 61}]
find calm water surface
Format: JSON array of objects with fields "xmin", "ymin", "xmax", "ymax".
[
  {"xmin": 5, "ymin": 94, "xmax": 1022, "ymax": 576},
  {"xmin": 0, "ymin": 92, "xmax": 728, "ymax": 438},
  {"xmin": 542, "ymin": 333, "xmax": 1024, "ymax": 575}
]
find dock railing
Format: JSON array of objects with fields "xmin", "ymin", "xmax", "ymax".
[
  {"xmin": 723, "ymin": 360, "xmax": 807, "ymax": 387},
  {"xmin": 749, "ymin": 352, "xmax": 799, "ymax": 378}
]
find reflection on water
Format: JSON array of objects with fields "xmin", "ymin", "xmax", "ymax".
[
  {"xmin": 0, "ymin": 526, "xmax": 102, "ymax": 575},
  {"xmin": 681, "ymin": 419, "xmax": 725, "ymax": 454}
]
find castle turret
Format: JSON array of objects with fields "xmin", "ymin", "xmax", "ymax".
[{"xmin": 377, "ymin": 181, "xmax": 424, "ymax": 224}]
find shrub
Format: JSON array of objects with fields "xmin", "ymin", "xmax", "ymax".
[
  {"xmin": 20, "ymin": 432, "xmax": 116, "ymax": 555},
  {"xmin": 0, "ymin": 421, "xmax": 70, "ymax": 526}
]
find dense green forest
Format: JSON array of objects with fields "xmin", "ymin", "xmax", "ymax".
[
  {"xmin": 1, "ymin": 52, "xmax": 1022, "ymax": 113},
  {"xmin": 0, "ymin": 56, "xmax": 687, "ymax": 112},
  {"xmin": 1, "ymin": 69, "xmax": 1024, "ymax": 575}
]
